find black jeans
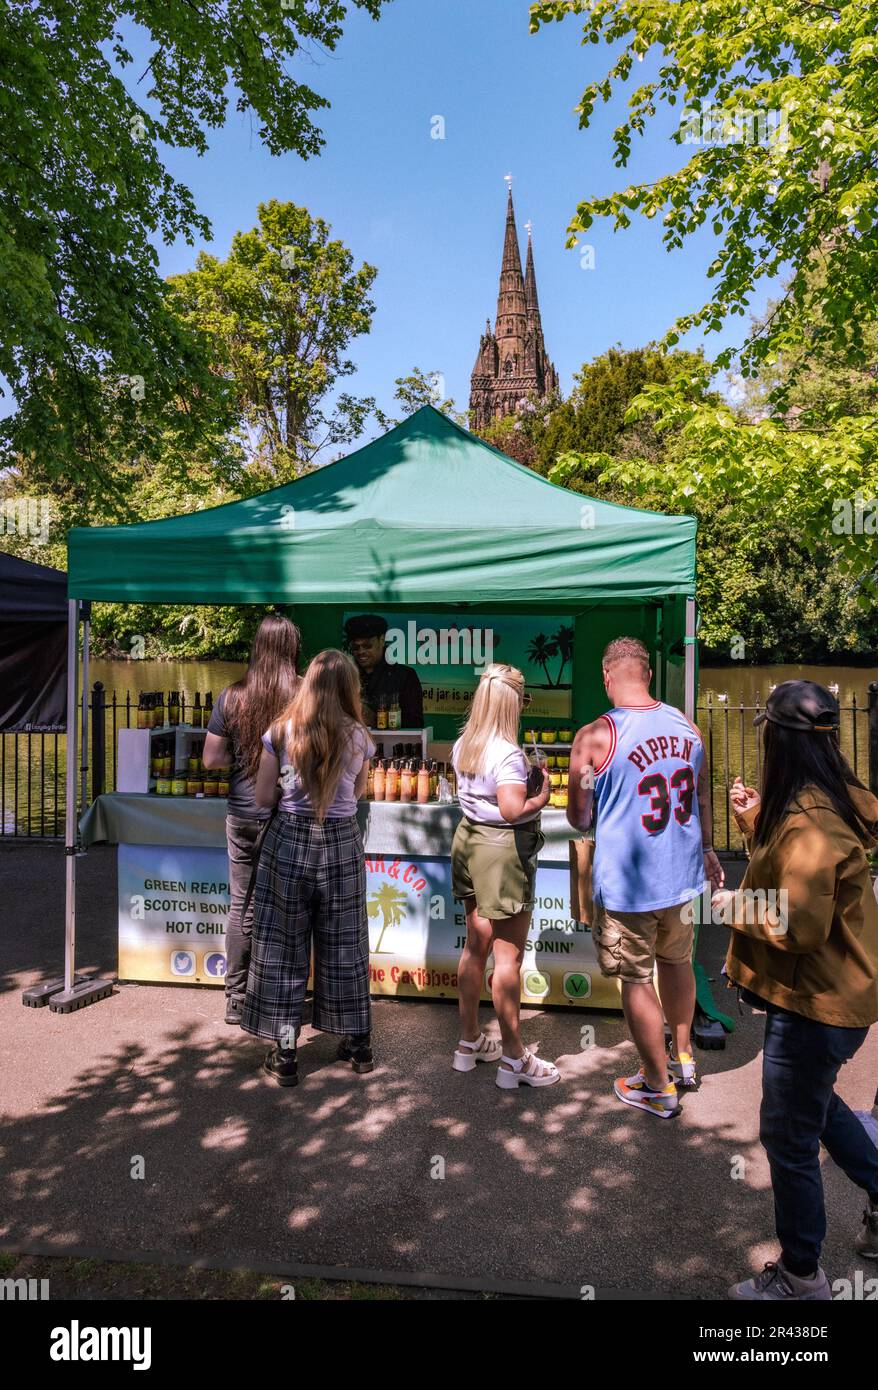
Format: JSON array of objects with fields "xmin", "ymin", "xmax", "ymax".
[
  {"xmin": 225, "ymin": 814, "xmax": 266, "ymax": 1003},
  {"xmin": 758, "ymin": 999, "xmax": 878, "ymax": 1275}
]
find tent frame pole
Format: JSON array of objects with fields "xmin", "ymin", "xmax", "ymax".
[
  {"xmin": 37, "ymin": 600, "xmax": 114, "ymax": 1013},
  {"xmin": 64, "ymin": 599, "xmax": 80, "ymax": 991},
  {"xmin": 684, "ymin": 596, "xmax": 696, "ymax": 722},
  {"xmin": 80, "ymin": 613, "xmax": 90, "ymax": 814}
]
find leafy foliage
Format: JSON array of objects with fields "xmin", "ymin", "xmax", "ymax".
[
  {"xmin": 529, "ymin": 0, "xmax": 878, "ymax": 378},
  {"xmin": 0, "ymin": 0, "xmax": 389, "ymax": 487},
  {"xmin": 169, "ymin": 200, "xmax": 379, "ymax": 479},
  {"xmin": 550, "ymin": 373, "xmax": 878, "ymax": 657},
  {"xmin": 376, "ymin": 369, "xmax": 467, "ymax": 429}
]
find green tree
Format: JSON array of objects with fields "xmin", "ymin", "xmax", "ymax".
[
  {"xmin": 377, "ymin": 369, "xmax": 466, "ymax": 428},
  {"xmin": 0, "ymin": 0, "xmax": 389, "ymax": 486},
  {"xmin": 534, "ymin": 346, "xmax": 710, "ymax": 478},
  {"xmin": 475, "ymin": 391, "xmax": 559, "ymax": 468},
  {"xmin": 169, "ymin": 200, "xmax": 379, "ymax": 479},
  {"xmin": 550, "ymin": 375, "xmax": 878, "ymax": 656},
  {"xmin": 530, "ymin": 0, "xmax": 878, "ymax": 377}
]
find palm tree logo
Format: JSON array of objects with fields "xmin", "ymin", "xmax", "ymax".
[
  {"xmin": 551, "ymin": 623, "xmax": 574, "ymax": 688},
  {"xmin": 367, "ymin": 883, "xmax": 409, "ymax": 954},
  {"xmin": 526, "ymin": 633, "xmax": 558, "ymax": 686}
]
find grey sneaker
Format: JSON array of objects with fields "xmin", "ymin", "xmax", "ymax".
[
  {"xmin": 855, "ymin": 1202, "xmax": 878, "ymax": 1259},
  {"xmin": 729, "ymin": 1261, "xmax": 831, "ymax": 1301}
]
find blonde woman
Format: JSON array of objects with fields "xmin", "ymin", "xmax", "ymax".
[
  {"xmin": 451, "ymin": 664, "xmax": 559, "ymax": 1088},
  {"xmin": 245, "ymin": 650, "xmax": 375, "ymax": 1087}
]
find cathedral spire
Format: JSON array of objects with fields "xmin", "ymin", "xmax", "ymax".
[
  {"xmin": 524, "ymin": 230, "xmax": 541, "ymax": 320},
  {"xmin": 470, "ymin": 187, "xmax": 559, "ymax": 431},
  {"xmin": 495, "ymin": 186, "xmax": 527, "ymax": 338}
]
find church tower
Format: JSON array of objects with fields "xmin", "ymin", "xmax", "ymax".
[{"xmin": 469, "ymin": 187, "xmax": 559, "ymax": 430}]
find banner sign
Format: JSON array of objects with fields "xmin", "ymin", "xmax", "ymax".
[
  {"xmin": 365, "ymin": 853, "xmax": 620, "ymax": 1010},
  {"xmin": 117, "ymin": 842, "xmax": 620, "ymax": 1010},
  {"xmin": 343, "ymin": 610, "xmax": 573, "ymax": 718},
  {"xmin": 118, "ymin": 843, "xmax": 230, "ymax": 986}
]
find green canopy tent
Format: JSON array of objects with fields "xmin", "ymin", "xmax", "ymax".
[{"xmin": 51, "ymin": 405, "xmax": 698, "ymax": 1010}]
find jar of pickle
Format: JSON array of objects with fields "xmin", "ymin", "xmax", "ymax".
[
  {"xmin": 186, "ymin": 775, "xmax": 202, "ymax": 797},
  {"xmin": 155, "ymin": 776, "xmax": 171, "ymax": 796},
  {"xmin": 559, "ymin": 727, "xmax": 573, "ymax": 744},
  {"xmin": 542, "ymin": 728, "xmax": 557, "ymax": 745},
  {"xmin": 202, "ymin": 769, "xmax": 218, "ymax": 798},
  {"xmin": 550, "ymin": 770, "xmax": 562, "ymax": 788},
  {"xmin": 217, "ymin": 769, "xmax": 230, "ymax": 797},
  {"xmin": 171, "ymin": 770, "xmax": 187, "ymax": 796}
]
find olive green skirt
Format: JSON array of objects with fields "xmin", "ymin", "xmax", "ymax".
[{"xmin": 451, "ymin": 816, "xmax": 544, "ymax": 921}]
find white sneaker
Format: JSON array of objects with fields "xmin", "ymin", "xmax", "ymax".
[{"xmin": 729, "ymin": 1261, "xmax": 831, "ymax": 1301}]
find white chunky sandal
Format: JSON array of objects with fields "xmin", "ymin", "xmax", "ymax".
[
  {"xmin": 452, "ymin": 1031, "xmax": 503, "ymax": 1072},
  {"xmin": 496, "ymin": 1049, "xmax": 561, "ymax": 1089}
]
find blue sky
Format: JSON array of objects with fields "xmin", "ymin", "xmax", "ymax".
[{"xmin": 16, "ymin": 1, "xmax": 778, "ymax": 429}]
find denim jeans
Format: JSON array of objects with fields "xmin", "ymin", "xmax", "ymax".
[
  {"xmin": 758, "ymin": 999, "xmax": 878, "ymax": 1275},
  {"xmin": 225, "ymin": 814, "xmax": 266, "ymax": 1003}
]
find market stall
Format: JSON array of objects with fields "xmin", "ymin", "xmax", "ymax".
[{"xmin": 58, "ymin": 405, "xmax": 697, "ymax": 1013}]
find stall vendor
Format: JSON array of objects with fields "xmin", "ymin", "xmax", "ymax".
[{"xmin": 344, "ymin": 613, "xmax": 424, "ymax": 728}]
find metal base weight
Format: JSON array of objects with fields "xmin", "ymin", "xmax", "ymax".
[
  {"xmin": 693, "ymin": 1016, "xmax": 727, "ymax": 1050},
  {"xmin": 22, "ymin": 977, "xmax": 89, "ymax": 1008},
  {"xmin": 48, "ymin": 978, "xmax": 115, "ymax": 1013}
]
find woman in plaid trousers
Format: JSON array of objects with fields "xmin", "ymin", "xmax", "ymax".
[{"xmin": 245, "ymin": 649, "xmax": 376, "ymax": 1086}]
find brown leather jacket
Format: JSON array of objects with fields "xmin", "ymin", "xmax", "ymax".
[{"xmin": 725, "ymin": 785, "xmax": 878, "ymax": 1028}]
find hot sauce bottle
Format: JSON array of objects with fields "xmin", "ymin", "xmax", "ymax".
[
  {"xmin": 373, "ymin": 759, "xmax": 386, "ymax": 801},
  {"xmin": 400, "ymin": 760, "xmax": 414, "ymax": 804},
  {"xmin": 168, "ymin": 690, "xmax": 180, "ymax": 727},
  {"xmin": 192, "ymin": 691, "xmax": 202, "ymax": 728},
  {"xmin": 204, "ymin": 691, "xmax": 213, "ymax": 727},
  {"xmin": 388, "ymin": 696, "xmax": 402, "ymax": 731},
  {"xmin": 417, "ymin": 761, "xmax": 430, "ymax": 804},
  {"xmin": 385, "ymin": 759, "xmax": 399, "ymax": 802},
  {"xmin": 376, "ymin": 697, "xmax": 388, "ymax": 731}
]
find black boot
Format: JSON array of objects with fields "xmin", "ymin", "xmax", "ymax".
[
  {"xmin": 263, "ymin": 1044, "xmax": 299, "ymax": 1086},
  {"xmin": 337, "ymin": 1033, "xmax": 374, "ymax": 1074},
  {"xmin": 225, "ymin": 995, "xmax": 242, "ymax": 1026}
]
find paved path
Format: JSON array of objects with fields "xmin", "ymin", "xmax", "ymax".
[{"xmin": 1, "ymin": 843, "xmax": 875, "ymax": 1298}]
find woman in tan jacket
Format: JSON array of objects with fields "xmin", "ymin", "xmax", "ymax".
[{"xmin": 713, "ymin": 681, "xmax": 878, "ymax": 1302}]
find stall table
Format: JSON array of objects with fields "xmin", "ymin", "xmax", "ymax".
[{"xmin": 81, "ymin": 792, "xmax": 620, "ymax": 1009}]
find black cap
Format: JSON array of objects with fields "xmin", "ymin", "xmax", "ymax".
[
  {"xmin": 344, "ymin": 613, "xmax": 388, "ymax": 640},
  {"xmin": 754, "ymin": 680, "xmax": 840, "ymax": 733}
]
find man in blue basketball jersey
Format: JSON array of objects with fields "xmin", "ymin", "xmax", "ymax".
[{"xmin": 568, "ymin": 637, "xmax": 724, "ymax": 1117}]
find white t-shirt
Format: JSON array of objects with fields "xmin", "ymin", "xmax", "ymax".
[{"xmin": 452, "ymin": 735, "xmax": 536, "ymax": 826}]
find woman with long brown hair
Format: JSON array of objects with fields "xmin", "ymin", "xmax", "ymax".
[
  {"xmin": 202, "ymin": 614, "xmax": 300, "ymax": 1025},
  {"xmin": 244, "ymin": 649, "xmax": 375, "ymax": 1087}
]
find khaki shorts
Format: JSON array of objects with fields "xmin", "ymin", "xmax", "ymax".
[
  {"xmin": 451, "ymin": 816, "xmax": 544, "ymax": 921},
  {"xmin": 592, "ymin": 900, "xmax": 695, "ymax": 983}
]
